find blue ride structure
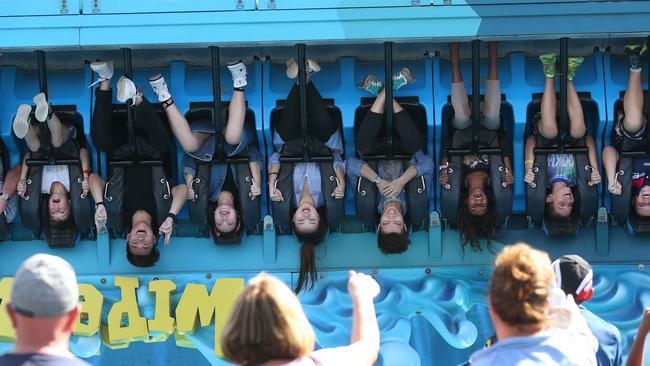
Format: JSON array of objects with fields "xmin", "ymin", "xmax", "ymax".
[{"xmin": 0, "ymin": 1, "xmax": 649, "ymax": 365}]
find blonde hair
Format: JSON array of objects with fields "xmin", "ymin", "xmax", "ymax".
[
  {"xmin": 490, "ymin": 243, "xmax": 553, "ymax": 328},
  {"xmin": 221, "ymin": 273, "xmax": 316, "ymax": 365}
]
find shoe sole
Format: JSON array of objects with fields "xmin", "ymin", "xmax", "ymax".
[
  {"xmin": 358, "ymin": 74, "xmax": 379, "ymax": 90},
  {"xmin": 13, "ymin": 104, "xmax": 31, "ymax": 139},
  {"xmin": 306, "ymin": 59, "xmax": 321, "ymax": 74},
  {"xmin": 116, "ymin": 77, "xmax": 134, "ymax": 103},
  {"xmin": 400, "ymin": 68, "xmax": 415, "ymax": 83},
  {"xmin": 286, "ymin": 58, "xmax": 298, "ymax": 79},
  {"xmin": 33, "ymin": 93, "xmax": 48, "ymax": 122}
]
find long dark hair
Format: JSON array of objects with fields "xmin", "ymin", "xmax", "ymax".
[
  {"xmin": 41, "ymin": 194, "xmax": 77, "ymax": 248},
  {"xmin": 294, "ymin": 207, "xmax": 328, "ymax": 293},
  {"xmin": 543, "ymin": 186, "xmax": 580, "ymax": 236},
  {"xmin": 209, "ymin": 199, "xmax": 242, "ymax": 244},
  {"xmin": 456, "ymin": 188, "xmax": 498, "ymax": 253}
]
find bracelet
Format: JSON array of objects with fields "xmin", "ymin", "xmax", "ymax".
[
  {"xmin": 269, "ymin": 172, "xmax": 278, "ymax": 177},
  {"xmin": 95, "ymin": 201, "xmax": 105, "ymax": 208},
  {"xmin": 83, "ymin": 169, "xmax": 91, "ymax": 176},
  {"xmin": 524, "ymin": 160, "xmax": 534, "ymax": 165},
  {"xmin": 166, "ymin": 212, "xmax": 177, "ymax": 224}
]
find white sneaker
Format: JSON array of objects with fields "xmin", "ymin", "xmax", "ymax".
[
  {"xmin": 306, "ymin": 59, "xmax": 321, "ymax": 75},
  {"xmin": 148, "ymin": 74, "xmax": 171, "ymax": 102},
  {"xmin": 12, "ymin": 104, "xmax": 32, "ymax": 139},
  {"xmin": 89, "ymin": 61, "xmax": 114, "ymax": 87},
  {"xmin": 286, "ymin": 58, "xmax": 298, "ymax": 79},
  {"xmin": 33, "ymin": 92, "xmax": 50, "ymax": 123},
  {"xmin": 227, "ymin": 60, "xmax": 247, "ymax": 88},
  {"xmin": 116, "ymin": 76, "xmax": 139, "ymax": 105}
]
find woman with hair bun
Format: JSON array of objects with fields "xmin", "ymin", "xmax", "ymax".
[{"xmin": 468, "ymin": 243, "xmax": 598, "ymax": 366}]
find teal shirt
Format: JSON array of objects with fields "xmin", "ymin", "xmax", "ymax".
[{"xmin": 547, "ymin": 154, "xmax": 576, "ymax": 187}]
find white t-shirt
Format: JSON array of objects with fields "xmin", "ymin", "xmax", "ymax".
[{"xmin": 41, "ymin": 165, "xmax": 70, "ymax": 193}]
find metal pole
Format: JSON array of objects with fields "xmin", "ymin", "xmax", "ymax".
[
  {"xmin": 558, "ymin": 37, "xmax": 569, "ymax": 154},
  {"xmin": 211, "ymin": 46, "xmax": 223, "ymax": 158},
  {"xmin": 297, "ymin": 43, "xmax": 309, "ymax": 162},
  {"xmin": 122, "ymin": 48, "xmax": 136, "ymax": 155},
  {"xmin": 384, "ymin": 42, "xmax": 394, "ymax": 159},
  {"xmin": 36, "ymin": 50, "xmax": 48, "ymax": 98},
  {"xmin": 471, "ymin": 40, "xmax": 481, "ymax": 152}
]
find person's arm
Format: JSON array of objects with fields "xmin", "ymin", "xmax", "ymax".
[
  {"xmin": 268, "ymin": 153, "xmax": 283, "ymax": 202},
  {"xmin": 0, "ymin": 165, "xmax": 22, "ymax": 213},
  {"xmin": 16, "ymin": 153, "xmax": 30, "ymax": 198},
  {"xmin": 585, "ymin": 135, "xmax": 601, "ymax": 185},
  {"xmin": 602, "ymin": 146, "xmax": 621, "ymax": 195},
  {"xmin": 310, "ymin": 271, "xmax": 380, "ymax": 366},
  {"xmin": 524, "ymin": 135, "xmax": 537, "ymax": 184},
  {"xmin": 627, "ymin": 308, "xmax": 650, "ymax": 366},
  {"xmin": 79, "ymin": 147, "xmax": 91, "ymax": 194},
  {"xmin": 158, "ymin": 184, "xmax": 188, "ymax": 245},
  {"xmin": 331, "ymin": 153, "xmax": 346, "ymax": 200},
  {"xmin": 89, "ymin": 173, "xmax": 107, "ymax": 232},
  {"xmin": 383, "ymin": 165, "xmax": 417, "ymax": 199},
  {"xmin": 439, "ymin": 130, "xmax": 453, "ymax": 187},
  {"xmin": 249, "ymin": 160, "xmax": 262, "ymax": 200}
]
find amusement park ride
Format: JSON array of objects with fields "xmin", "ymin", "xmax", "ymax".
[{"xmin": 0, "ymin": 1, "xmax": 649, "ymax": 365}]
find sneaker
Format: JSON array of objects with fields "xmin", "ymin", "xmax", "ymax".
[
  {"xmin": 148, "ymin": 74, "xmax": 171, "ymax": 103},
  {"xmin": 227, "ymin": 60, "xmax": 247, "ymax": 88},
  {"xmin": 539, "ymin": 53, "xmax": 557, "ymax": 78},
  {"xmin": 12, "ymin": 104, "xmax": 32, "ymax": 139},
  {"xmin": 625, "ymin": 44, "xmax": 643, "ymax": 72},
  {"xmin": 306, "ymin": 59, "xmax": 321, "ymax": 75},
  {"xmin": 567, "ymin": 57, "xmax": 584, "ymax": 81},
  {"xmin": 358, "ymin": 74, "xmax": 384, "ymax": 96},
  {"xmin": 33, "ymin": 92, "xmax": 50, "ymax": 123},
  {"xmin": 392, "ymin": 68, "xmax": 415, "ymax": 91},
  {"xmin": 116, "ymin": 76, "xmax": 139, "ymax": 105},
  {"xmin": 286, "ymin": 58, "xmax": 298, "ymax": 79},
  {"xmin": 89, "ymin": 61, "xmax": 114, "ymax": 87}
]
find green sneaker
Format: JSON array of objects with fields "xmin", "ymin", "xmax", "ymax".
[
  {"xmin": 567, "ymin": 57, "xmax": 584, "ymax": 81},
  {"xmin": 539, "ymin": 53, "xmax": 557, "ymax": 78},
  {"xmin": 358, "ymin": 74, "xmax": 384, "ymax": 96},
  {"xmin": 393, "ymin": 68, "xmax": 415, "ymax": 91},
  {"xmin": 625, "ymin": 44, "xmax": 644, "ymax": 72}
]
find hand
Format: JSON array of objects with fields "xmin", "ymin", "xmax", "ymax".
[
  {"xmin": 382, "ymin": 179, "xmax": 405, "ymax": 199},
  {"xmin": 269, "ymin": 181, "xmax": 284, "ymax": 202},
  {"xmin": 0, "ymin": 199, "xmax": 8, "ymax": 214},
  {"xmin": 347, "ymin": 270, "xmax": 380, "ymax": 301},
  {"xmin": 608, "ymin": 178, "xmax": 622, "ymax": 195},
  {"xmin": 94, "ymin": 204, "xmax": 107, "ymax": 233},
  {"xmin": 524, "ymin": 166, "xmax": 535, "ymax": 184},
  {"xmin": 158, "ymin": 217, "xmax": 174, "ymax": 245},
  {"xmin": 331, "ymin": 179, "xmax": 345, "ymax": 200},
  {"xmin": 504, "ymin": 168, "xmax": 514, "ymax": 186},
  {"xmin": 638, "ymin": 307, "xmax": 650, "ymax": 336},
  {"xmin": 250, "ymin": 180, "xmax": 261, "ymax": 200},
  {"xmin": 590, "ymin": 168, "xmax": 602, "ymax": 186},
  {"xmin": 187, "ymin": 187, "xmax": 196, "ymax": 201},
  {"xmin": 439, "ymin": 171, "xmax": 449, "ymax": 188},
  {"xmin": 81, "ymin": 176, "xmax": 89, "ymax": 195},
  {"xmin": 17, "ymin": 179, "xmax": 26, "ymax": 198}
]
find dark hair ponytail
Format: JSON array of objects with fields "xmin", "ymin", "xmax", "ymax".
[{"xmin": 294, "ymin": 207, "xmax": 328, "ymax": 293}]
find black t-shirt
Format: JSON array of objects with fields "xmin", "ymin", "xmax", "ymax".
[
  {"xmin": 0, "ymin": 353, "xmax": 91, "ymax": 366},
  {"xmin": 221, "ymin": 165, "xmax": 238, "ymax": 196},
  {"xmin": 123, "ymin": 166, "xmax": 158, "ymax": 229}
]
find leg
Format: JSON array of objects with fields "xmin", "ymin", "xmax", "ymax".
[
  {"xmin": 276, "ymin": 83, "xmax": 302, "ymax": 141},
  {"xmin": 223, "ymin": 90, "xmax": 246, "ymax": 146},
  {"xmin": 92, "ymin": 87, "xmax": 117, "ymax": 153},
  {"xmin": 306, "ymin": 82, "xmax": 337, "ymax": 142},
  {"xmin": 132, "ymin": 96, "xmax": 171, "ymax": 154},
  {"xmin": 47, "ymin": 112, "xmax": 69, "ymax": 149},
  {"xmin": 163, "ymin": 102, "xmax": 208, "ymax": 154},
  {"xmin": 449, "ymin": 43, "xmax": 471, "ymax": 129},
  {"xmin": 623, "ymin": 69, "xmax": 645, "ymax": 133},
  {"xmin": 482, "ymin": 42, "xmax": 501, "ymax": 130},
  {"xmin": 356, "ymin": 91, "xmax": 386, "ymax": 154},
  {"xmin": 393, "ymin": 107, "xmax": 422, "ymax": 154},
  {"xmin": 539, "ymin": 77, "xmax": 559, "ymax": 139},
  {"xmin": 602, "ymin": 146, "xmax": 621, "ymax": 193},
  {"xmin": 567, "ymin": 81, "xmax": 586, "ymax": 139},
  {"xmin": 24, "ymin": 125, "xmax": 41, "ymax": 153}
]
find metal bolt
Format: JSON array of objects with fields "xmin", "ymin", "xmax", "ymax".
[
  {"xmin": 371, "ymin": 270, "xmax": 378, "ymax": 277},
  {"xmin": 415, "ymin": 311, "xmax": 422, "ymax": 316},
  {"xmin": 206, "ymin": 273, "xmax": 212, "ymax": 279},
  {"xmin": 265, "ymin": 223, "xmax": 272, "ymax": 230},
  {"xmin": 153, "ymin": 277, "xmax": 159, "ymax": 281},
  {"xmin": 639, "ymin": 264, "xmax": 645, "ymax": 271},
  {"xmin": 425, "ymin": 268, "xmax": 431, "ymax": 274},
  {"xmin": 478, "ymin": 269, "xmax": 484, "ymax": 276},
  {"xmin": 319, "ymin": 274, "xmax": 326, "ymax": 280},
  {"xmin": 100, "ymin": 278, "xmax": 106, "ymax": 284}
]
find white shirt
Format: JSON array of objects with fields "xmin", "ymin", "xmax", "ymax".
[{"xmin": 41, "ymin": 165, "xmax": 70, "ymax": 193}]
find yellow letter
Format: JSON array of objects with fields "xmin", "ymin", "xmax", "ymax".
[
  {"xmin": 148, "ymin": 279, "xmax": 176, "ymax": 335},
  {"xmin": 175, "ymin": 278, "xmax": 244, "ymax": 356},
  {"xmin": 0, "ymin": 278, "xmax": 15, "ymax": 342},
  {"xmin": 74, "ymin": 284, "xmax": 104, "ymax": 337},
  {"xmin": 106, "ymin": 276, "xmax": 149, "ymax": 344}
]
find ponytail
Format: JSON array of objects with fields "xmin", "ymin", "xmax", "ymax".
[{"xmin": 295, "ymin": 243, "xmax": 317, "ymax": 293}]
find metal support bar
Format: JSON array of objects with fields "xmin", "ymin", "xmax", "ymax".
[
  {"xmin": 595, "ymin": 207, "xmax": 609, "ymax": 256},
  {"xmin": 26, "ymin": 159, "xmax": 80, "ymax": 167},
  {"xmin": 297, "ymin": 44, "xmax": 309, "ymax": 162},
  {"xmin": 263, "ymin": 215, "xmax": 276, "ymax": 264},
  {"xmin": 447, "ymin": 148, "xmax": 502, "ymax": 156},
  {"xmin": 471, "ymin": 40, "xmax": 481, "ymax": 153},
  {"xmin": 534, "ymin": 146, "xmax": 587, "ymax": 154},
  {"xmin": 558, "ymin": 37, "xmax": 569, "ymax": 154},
  {"xmin": 210, "ymin": 46, "xmax": 223, "ymax": 159},
  {"xmin": 36, "ymin": 51, "xmax": 48, "ymax": 97},
  {"xmin": 428, "ymin": 211, "xmax": 442, "ymax": 260},
  {"xmin": 109, "ymin": 160, "xmax": 164, "ymax": 167},
  {"xmin": 359, "ymin": 154, "xmax": 414, "ymax": 161},
  {"xmin": 279, "ymin": 156, "xmax": 333, "ymax": 163},
  {"xmin": 384, "ymin": 42, "xmax": 394, "ymax": 159},
  {"xmin": 122, "ymin": 48, "xmax": 136, "ymax": 155}
]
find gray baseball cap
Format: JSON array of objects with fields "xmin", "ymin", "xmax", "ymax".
[{"xmin": 10, "ymin": 254, "xmax": 79, "ymax": 317}]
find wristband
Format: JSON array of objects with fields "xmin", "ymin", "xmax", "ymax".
[
  {"xmin": 269, "ymin": 172, "xmax": 278, "ymax": 177},
  {"xmin": 83, "ymin": 169, "xmax": 91, "ymax": 176},
  {"xmin": 166, "ymin": 212, "xmax": 177, "ymax": 224},
  {"xmin": 525, "ymin": 160, "xmax": 534, "ymax": 166},
  {"xmin": 95, "ymin": 201, "xmax": 105, "ymax": 208}
]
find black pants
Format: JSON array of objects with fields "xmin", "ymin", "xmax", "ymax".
[
  {"xmin": 356, "ymin": 109, "xmax": 422, "ymax": 156},
  {"xmin": 92, "ymin": 89, "xmax": 171, "ymax": 154},
  {"xmin": 277, "ymin": 82, "xmax": 338, "ymax": 143}
]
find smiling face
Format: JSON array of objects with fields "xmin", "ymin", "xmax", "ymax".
[
  {"xmin": 293, "ymin": 202, "xmax": 320, "ymax": 235},
  {"xmin": 546, "ymin": 185, "xmax": 574, "ymax": 217},
  {"xmin": 466, "ymin": 186, "xmax": 488, "ymax": 216},
  {"xmin": 48, "ymin": 182, "xmax": 71, "ymax": 222},
  {"xmin": 214, "ymin": 204, "xmax": 239, "ymax": 233},
  {"xmin": 127, "ymin": 213, "xmax": 155, "ymax": 256},
  {"xmin": 634, "ymin": 186, "xmax": 650, "ymax": 217},
  {"xmin": 379, "ymin": 202, "xmax": 405, "ymax": 234}
]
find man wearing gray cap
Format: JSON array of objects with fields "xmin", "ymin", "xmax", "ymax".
[{"xmin": 0, "ymin": 254, "xmax": 90, "ymax": 366}]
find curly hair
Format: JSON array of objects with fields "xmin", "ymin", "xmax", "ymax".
[
  {"xmin": 377, "ymin": 228, "xmax": 411, "ymax": 254},
  {"xmin": 456, "ymin": 188, "xmax": 498, "ymax": 253}
]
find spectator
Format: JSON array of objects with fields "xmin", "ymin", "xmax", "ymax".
[
  {"xmin": 626, "ymin": 307, "xmax": 650, "ymax": 366},
  {"xmin": 0, "ymin": 254, "xmax": 90, "ymax": 366}
]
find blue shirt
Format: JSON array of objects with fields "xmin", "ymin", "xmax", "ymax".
[
  {"xmin": 468, "ymin": 328, "xmax": 597, "ymax": 366},
  {"xmin": 581, "ymin": 306, "xmax": 623, "ymax": 366}
]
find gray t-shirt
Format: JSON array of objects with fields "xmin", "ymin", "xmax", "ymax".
[{"xmin": 0, "ymin": 353, "xmax": 91, "ymax": 366}]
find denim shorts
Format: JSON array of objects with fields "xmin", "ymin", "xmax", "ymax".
[{"xmin": 187, "ymin": 120, "xmax": 255, "ymax": 161}]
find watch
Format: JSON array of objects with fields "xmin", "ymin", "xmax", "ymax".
[
  {"xmin": 373, "ymin": 176, "xmax": 383, "ymax": 185},
  {"xmin": 0, "ymin": 192, "xmax": 9, "ymax": 201}
]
